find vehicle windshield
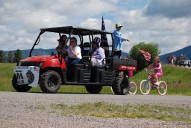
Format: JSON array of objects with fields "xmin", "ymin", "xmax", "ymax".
[{"xmin": 29, "ymin": 27, "xmax": 113, "ymax": 57}]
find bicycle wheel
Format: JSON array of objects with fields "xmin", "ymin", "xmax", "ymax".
[
  {"xmin": 128, "ymin": 81, "xmax": 137, "ymax": 95},
  {"xmin": 140, "ymin": 80, "xmax": 151, "ymax": 95},
  {"xmin": 157, "ymin": 81, "xmax": 167, "ymax": 95}
]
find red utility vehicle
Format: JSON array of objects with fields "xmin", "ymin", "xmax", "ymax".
[{"xmin": 12, "ymin": 26, "xmax": 137, "ymax": 95}]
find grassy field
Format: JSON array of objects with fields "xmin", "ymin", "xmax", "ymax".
[
  {"xmin": 0, "ymin": 63, "xmax": 16, "ymax": 91},
  {"xmin": 130, "ymin": 64, "xmax": 191, "ymax": 95},
  {"xmin": 0, "ymin": 63, "xmax": 191, "ymax": 95}
]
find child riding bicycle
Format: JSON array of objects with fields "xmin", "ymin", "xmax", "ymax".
[
  {"xmin": 148, "ymin": 56, "xmax": 163, "ymax": 86},
  {"xmin": 139, "ymin": 50, "xmax": 167, "ymax": 95}
]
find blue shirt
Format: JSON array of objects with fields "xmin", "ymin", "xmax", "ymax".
[{"xmin": 112, "ymin": 30, "xmax": 126, "ymax": 50}]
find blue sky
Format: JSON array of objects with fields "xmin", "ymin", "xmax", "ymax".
[{"xmin": 0, "ymin": 0, "xmax": 191, "ymax": 54}]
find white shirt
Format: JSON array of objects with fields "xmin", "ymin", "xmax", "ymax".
[
  {"xmin": 67, "ymin": 46, "xmax": 82, "ymax": 59},
  {"xmin": 91, "ymin": 47, "xmax": 105, "ymax": 66}
]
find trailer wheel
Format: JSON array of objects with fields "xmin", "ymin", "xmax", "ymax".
[
  {"xmin": 40, "ymin": 70, "xmax": 62, "ymax": 93},
  {"xmin": 12, "ymin": 75, "xmax": 31, "ymax": 92}
]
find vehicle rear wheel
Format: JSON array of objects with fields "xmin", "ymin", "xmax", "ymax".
[
  {"xmin": 140, "ymin": 80, "xmax": 151, "ymax": 95},
  {"xmin": 40, "ymin": 70, "xmax": 62, "ymax": 93},
  {"xmin": 12, "ymin": 75, "xmax": 32, "ymax": 92},
  {"xmin": 85, "ymin": 85, "xmax": 102, "ymax": 94},
  {"xmin": 157, "ymin": 81, "xmax": 167, "ymax": 95},
  {"xmin": 112, "ymin": 76, "xmax": 129, "ymax": 95}
]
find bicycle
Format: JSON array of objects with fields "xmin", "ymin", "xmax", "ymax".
[{"xmin": 139, "ymin": 68, "xmax": 167, "ymax": 95}]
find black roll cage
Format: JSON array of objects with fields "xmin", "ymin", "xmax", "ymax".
[{"xmin": 29, "ymin": 26, "xmax": 114, "ymax": 57}]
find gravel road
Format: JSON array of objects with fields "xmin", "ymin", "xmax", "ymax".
[{"xmin": 0, "ymin": 91, "xmax": 191, "ymax": 128}]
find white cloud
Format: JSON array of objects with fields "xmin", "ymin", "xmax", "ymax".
[
  {"xmin": 112, "ymin": 6, "xmax": 191, "ymax": 54},
  {"xmin": 0, "ymin": 0, "xmax": 190, "ymax": 55},
  {"xmin": 80, "ymin": 18, "xmax": 113, "ymax": 30},
  {"xmin": 0, "ymin": 0, "xmax": 117, "ymax": 50}
]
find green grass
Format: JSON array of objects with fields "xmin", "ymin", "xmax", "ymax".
[
  {"xmin": 30, "ymin": 85, "xmax": 112, "ymax": 94},
  {"xmin": 0, "ymin": 63, "xmax": 191, "ymax": 95},
  {"xmin": 30, "ymin": 102, "xmax": 191, "ymax": 123},
  {"xmin": 0, "ymin": 63, "xmax": 16, "ymax": 91},
  {"xmin": 130, "ymin": 64, "xmax": 191, "ymax": 95}
]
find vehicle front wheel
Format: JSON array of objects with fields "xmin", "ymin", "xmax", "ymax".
[
  {"xmin": 12, "ymin": 75, "xmax": 32, "ymax": 92},
  {"xmin": 85, "ymin": 85, "xmax": 102, "ymax": 94},
  {"xmin": 40, "ymin": 70, "xmax": 62, "ymax": 93}
]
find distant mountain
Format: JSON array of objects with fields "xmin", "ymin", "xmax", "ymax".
[
  {"xmin": 21, "ymin": 48, "xmax": 56, "ymax": 58},
  {"xmin": 4, "ymin": 48, "xmax": 129, "ymax": 60},
  {"xmin": 160, "ymin": 45, "xmax": 191, "ymax": 64},
  {"xmin": 3, "ymin": 48, "xmax": 57, "ymax": 62},
  {"xmin": 3, "ymin": 45, "xmax": 190, "ymax": 64}
]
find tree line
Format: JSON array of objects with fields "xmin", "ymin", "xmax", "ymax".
[
  {"xmin": 0, "ymin": 49, "xmax": 22, "ymax": 63},
  {"xmin": 0, "ymin": 42, "xmax": 160, "ymax": 70}
]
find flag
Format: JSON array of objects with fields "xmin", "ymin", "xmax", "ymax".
[
  {"xmin": 101, "ymin": 16, "xmax": 108, "ymax": 47},
  {"xmin": 139, "ymin": 50, "xmax": 151, "ymax": 61}
]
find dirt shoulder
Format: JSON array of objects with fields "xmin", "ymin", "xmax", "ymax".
[{"xmin": 0, "ymin": 92, "xmax": 191, "ymax": 128}]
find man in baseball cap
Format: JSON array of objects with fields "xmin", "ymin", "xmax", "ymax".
[
  {"xmin": 57, "ymin": 35, "xmax": 67, "ymax": 42},
  {"xmin": 115, "ymin": 24, "xmax": 123, "ymax": 28},
  {"xmin": 113, "ymin": 24, "xmax": 130, "ymax": 58},
  {"xmin": 56, "ymin": 35, "xmax": 68, "ymax": 58}
]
